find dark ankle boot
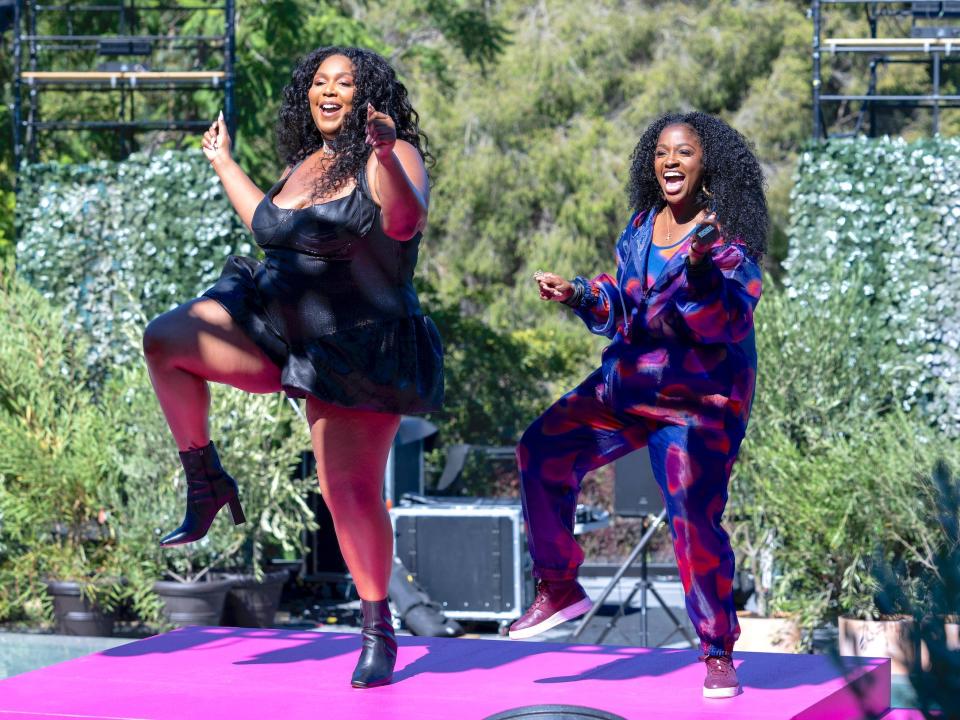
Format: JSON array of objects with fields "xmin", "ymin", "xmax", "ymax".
[
  {"xmin": 351, "ymin": 599, "xmax": 397, "ymax": 689},
  {"xmin": 159, "ymin": 442, "xmax": 245, "ymax": 547}
]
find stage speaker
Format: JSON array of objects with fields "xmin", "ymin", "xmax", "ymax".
[
  {"xmin": 391, "ymin": 501, "xmax": 533, "ymax": 620},
  {"xmin": 613, "ymin": 448, "xmax": 663, "ymax": 518}
]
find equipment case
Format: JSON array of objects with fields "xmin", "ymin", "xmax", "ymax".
[{"xmin": 389, "ymin": 501, "xmax": 534, "ymax": 622}]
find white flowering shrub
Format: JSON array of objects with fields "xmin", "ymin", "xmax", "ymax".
[
  {"xmin": 14, "ymin": 151, "xmax": 250, "ymax": 378},
  {"xmin": 786, "ymin": 137, "xmax": 960, "ymax": 436}
]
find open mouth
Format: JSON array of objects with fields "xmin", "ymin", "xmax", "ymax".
[
  {"xmin": 662, "ymin": 170, "xmax": 685, "ymax": 194},
  {"xmin": 319, "ymin": 103, "xmax": 343, "ymax": 117}
]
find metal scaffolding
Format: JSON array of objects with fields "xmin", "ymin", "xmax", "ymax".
[
  {"xmin": 12, "ymin": 0, "xmax": 235, "ymax": 169},
  {"xmin": 813, "ymin": 0, "xmax": 960, "ymax": 138}
]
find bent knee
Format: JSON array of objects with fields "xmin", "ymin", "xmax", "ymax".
[
  {"xmin": 142, "ymin": 316, "xmax": 168, "ymax": 360},
  {"xmin": 142, "ymin": 311, "xmax": 188, "ymax": 363},
  {"xmin": 518, "ymin": 418, "xmax": 545, "ymax": 454},
  {"xmin": 517, "ymin": 419, "xmax": 551, "ymax": 471}
]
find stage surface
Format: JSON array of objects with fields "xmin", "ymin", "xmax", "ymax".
[{"xmin": 0, "ymin": 626, "xmax": 891, "ymax": 719}]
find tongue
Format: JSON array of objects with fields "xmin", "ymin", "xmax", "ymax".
[{"xmin": 665, "ymin": 178, "xmax": 684, "ymax": 193}]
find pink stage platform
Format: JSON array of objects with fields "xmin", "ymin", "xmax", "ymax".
[{"xmin": 0, "ymin": 626, "xmax": 891, "ymax": 720}]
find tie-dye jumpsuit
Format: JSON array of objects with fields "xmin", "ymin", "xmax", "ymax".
[{"xmin": 517, "ymin": 207, "xmax": 762, "ymax": 656}]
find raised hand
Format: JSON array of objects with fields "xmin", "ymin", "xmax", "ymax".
[
  {"xmin": 688, "ymin": 211, "xmax": 723, "ymax": 264},
  {"xmin": 533, "ymin": 270, "xmax": 574, "ymax": 303},
  {"xmin": 366, "ymin": 103, "xmax": 397, "ymax": 159},
  {"xmin": 201, "ymin": 110, "xmax": 232, "ymax": 165}
]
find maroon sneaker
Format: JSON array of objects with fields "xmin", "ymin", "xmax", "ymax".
[
  {"xmin": 702, "ymin": 654, "xmax": 741, "ymax": 698},
  {"xmin": 508, "ymin": 580, "xmax": 592, "ymax": 639}
]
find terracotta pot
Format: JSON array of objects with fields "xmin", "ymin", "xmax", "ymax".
[
  {"xmin": 735, "ymin": 612, "xmax": 801, "ymax": 653},
  {"xmin": 838, "ymin": 616, "xmax": 916, "ymax": 675}
]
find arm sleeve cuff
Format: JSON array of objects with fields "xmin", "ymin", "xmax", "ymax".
[
  {"xmin": 684, "ymin": 253, "xmax": 720, "ymax": 295},
  {"xmin": 569, "ymin": 276, "xmax": 618, "ymax": 337},
  {"xmin": 565, "ymin": 277, "xmax": 597, "ymax": 309}
]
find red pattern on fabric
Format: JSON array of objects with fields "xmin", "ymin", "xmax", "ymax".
[
  {"xmin": 519, "ymin": 208, "xmax": 758, "ymax": 657},
  {"xmin": 665, "ymin": 443, "xmax": 689, "ymax": 495}
]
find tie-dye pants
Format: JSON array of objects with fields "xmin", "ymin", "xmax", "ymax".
[{"xmin": 516, "ymin": 368, "xmax": 743, "ymax": 656}]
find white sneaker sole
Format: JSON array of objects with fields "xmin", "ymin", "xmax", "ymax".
[
  {"xmin": 703, "ymin": 685, "xmax": 741, "ymax": 699},
  {"xmin": 508, "ymin": 597, "xmax": 593, "ymax": 639}
]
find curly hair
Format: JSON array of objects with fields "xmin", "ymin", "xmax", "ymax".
[
  {"xmin": 276, "ymin": 46, "xmax": 432, "ymax": 200},
  {"xmin": 627, "ymin": 112, "xmax": 768, "ymax": 259}
]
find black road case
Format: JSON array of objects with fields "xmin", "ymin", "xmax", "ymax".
[{"xmin": 390, "ymin": 501, "xmax": 534, "ymax": 622}]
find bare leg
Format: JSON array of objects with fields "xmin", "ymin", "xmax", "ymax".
[
  {"xmin": 142, "ymin": 298, "xmax": 282, "ymax": 450},
  {"xmin": 307, "ymin": 396, "xmax": 399, "ymax": 601}
]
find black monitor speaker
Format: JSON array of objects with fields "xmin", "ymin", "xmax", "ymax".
[{"xmin": 613, "ymin": 448, "xmax": 663, "ymax": 518}]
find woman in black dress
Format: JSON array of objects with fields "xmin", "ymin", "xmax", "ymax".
[{"xmin": 142, "ymin": 47, "xmax": 443, "ymax": 688}]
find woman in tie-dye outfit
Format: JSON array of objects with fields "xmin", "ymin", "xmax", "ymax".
[{"xmin": 509, "ymin": 112, "xmax": 766, "ymax": 699}]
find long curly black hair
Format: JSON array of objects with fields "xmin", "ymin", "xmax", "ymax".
[
  {"xmin": 276, "ymin": 46, "xmax": 432, "ymax": 200},
  {"xmin": 627, "ymin": 112, "xmax": 768, "ymax": 258}
]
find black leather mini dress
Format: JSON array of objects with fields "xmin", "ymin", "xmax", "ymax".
[{"xmin": 202, "ymin": 166, "xmax": 443, "ymax": 414}]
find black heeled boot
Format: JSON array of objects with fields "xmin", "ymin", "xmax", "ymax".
[
  {"xmin": 159, "ymin": 442, "xmax": 245, "ymax": 547},
  {"xmin": 351, "ymin": 599, "xmax": 397, "ymax": 689}
]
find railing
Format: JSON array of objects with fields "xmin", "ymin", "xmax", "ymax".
[
  {"xmin": 12, "ymin": 0, "xmax": 236, "ymax": 169},
  {"xmin": 812, "ymin": 0, "xmax": 960, "ymax": 137}
]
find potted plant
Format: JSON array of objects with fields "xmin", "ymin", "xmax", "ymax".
[
  {"xmin": 728, "ymin": 278, "xmax": 914, "ymax": 654},
  {"xmin": 858, "ymin": 460, "xmax": 960, "ymax": 717},
  {"xmin": 727, "ymin": 501, "xmax": 800, "ymax": 654},
  {"xmin": 735, "ymin": 406, "xmax": 959, "ymax": 667},
  {"xmin": 736, "ymin": 407, "xmax": 952, "ymax": 664},
  {"xmin": 0, "ymin": 269, "xmax": 130, "ymax": 635},
  {"xmin": 838, "ymin": 457, "xmax": 960, "ymax": 677},
  {"xmin": 105, "ymin": 359, "xmax": 316, "ymax": 629}
]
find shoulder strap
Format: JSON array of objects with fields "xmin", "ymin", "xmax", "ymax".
[
  {"xmin": 356, "ymin": 163, "xmax": 373, "ymax": 199},
  {"xmin": 283, "ymin": 156, "xmax": 309, "ymax": 180}
]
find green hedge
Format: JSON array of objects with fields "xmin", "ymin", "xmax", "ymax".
[
  {"xmin": 786, "ymin": 137, "xmax": 960, "ymax": 436},
  {"xmin": 14, "ymin": 150, "xmax": 247, "ymax": 377}
]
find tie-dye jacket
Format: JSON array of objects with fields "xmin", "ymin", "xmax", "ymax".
[{"xmin": 570, "ymin": 208, "xmax": 762, "ymax": 432}]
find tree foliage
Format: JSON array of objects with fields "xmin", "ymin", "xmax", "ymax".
[{"xmin": 4, "ymin": 1, "xmax": 960, "ymax": 439}]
